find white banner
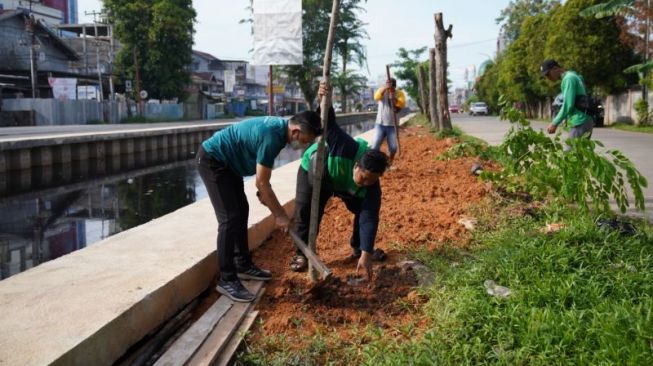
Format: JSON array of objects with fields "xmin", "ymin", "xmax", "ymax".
[
  {"xmin": 48, "ymin": 77, "xmax": 77, "ymax": 100},
  {"xmin": 251, "ymin": 0, "xmax": 302, "ymax": 65},
  {"xmin": 224, "ymin": 70, "xmax": 236, "ymax": 93}
]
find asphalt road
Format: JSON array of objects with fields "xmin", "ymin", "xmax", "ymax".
[{"xmin": 452, "ymin": 113, "xmax": 653, "ymax": 219}]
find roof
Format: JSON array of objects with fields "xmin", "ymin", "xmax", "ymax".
[
  {"xmin": 0, "ymin": 10, "xmax": 79, "ymax": 61},
  {"xmin": 192, "ymin": 50, "xmax": 219, "ymax": 61}
]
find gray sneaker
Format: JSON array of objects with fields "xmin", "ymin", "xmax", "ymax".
[
  {"xmin": 237, "ymin": 264, "xmax": 272, "ymax": 281},
  {"xmin": 216, "ymin": 279, "xmax": 256, "ymax": 303}
]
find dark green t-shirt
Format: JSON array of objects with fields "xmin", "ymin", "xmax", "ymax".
[{"xmin": 202, "ymin": 116, "xmax": 288, "ymax": 176}]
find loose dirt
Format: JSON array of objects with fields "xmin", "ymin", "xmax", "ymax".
[{"xmin": 249, "ymin": 124, "xmax": 491, "ymax": 352}]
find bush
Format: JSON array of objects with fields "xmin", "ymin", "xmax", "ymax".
[{"xmin": 634, "ymin": 98, "xmax": 650, "ymax": 126}]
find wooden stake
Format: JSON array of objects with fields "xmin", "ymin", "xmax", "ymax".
[
  {"xmin": 434, "ymin": 13, "xmax": 453, "ymax": 130},
  {"xmin": 307, "ymin": 0, "xmax": 340, "ymax": 282}
]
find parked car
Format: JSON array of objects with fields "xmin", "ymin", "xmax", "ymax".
[
  {"xmin": 469, "ymin": 102, "xmax": 489, "ymax": 116},
  {"xmin": 364, "ymin": 103, "xmax": 378, "ymax": 112},
  {"xmin": 448, "ymin": 104, "xmax": 460, "ymax": 113}
]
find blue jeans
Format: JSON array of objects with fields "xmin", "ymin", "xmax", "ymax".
[{"xmin": 372, "ymin": 124, "xmax": 398, "ymax": 156}]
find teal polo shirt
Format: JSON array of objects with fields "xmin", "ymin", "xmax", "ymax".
[{"xmin": 201, "ymin": 116, "xmax": 288, "ymax": 177}]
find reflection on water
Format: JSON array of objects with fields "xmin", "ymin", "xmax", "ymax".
[{"xmin": 0, "ymin": 120, "xmax": 374, "ymax": 280}]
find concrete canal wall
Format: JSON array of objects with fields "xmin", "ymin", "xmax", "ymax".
[
  {"xmin": 0, "ymin": 113, "xmax": 376, "ymax": 174},
  {"xmin": 0, "ymin": 112, "xmax": 401, "ymax": 366}
]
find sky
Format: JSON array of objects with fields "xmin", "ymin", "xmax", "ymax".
[{"xmin": 77, "ymin": 0, "xmax": 512, "ymax": 90}]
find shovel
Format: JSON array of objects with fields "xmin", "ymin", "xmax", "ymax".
[{"xmin": 288, "ymin": 230, "xmax": 332, "ymax": 280}]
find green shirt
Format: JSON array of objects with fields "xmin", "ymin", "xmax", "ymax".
[
  {"xmin": 301, "ymin": 138, "xmax": 369, "ymax": 198},
  {"xmin": 553, "ymin": 70, "xmax": 592, "ymax": 127},
  {"xmin": 201, "ymin": 116, "xmax": 288, "ymax": 177}
]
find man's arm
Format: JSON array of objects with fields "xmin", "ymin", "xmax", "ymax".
[
  {"xmin": 373, "ymin": 87, "xmax": 386, "ymax": 101},
  {"xmin": 395, "ymin": 89, "xmax": 406, "ymax": 109},
  {"xmin": 356, "ymin": 183, "xmax": 382, "ymax": 279},
  {"xmin": 553, "ymin": 77, "xmax": 575, "ymax": 126},
  {"xmin": 255, "ymin": 164, "xmax": 290, "ymax": 229}
]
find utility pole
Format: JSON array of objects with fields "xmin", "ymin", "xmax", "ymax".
[
  {"xmin": 25, "ymin": 0, "xmax": 38, "ymax": 98},
  {"xmin": 85, "ymin": 11, "xmax": 104, "ymax": 101},
  {"xmin": 644, "ymin": 0, "xmax": 650, "ymax": 103}
]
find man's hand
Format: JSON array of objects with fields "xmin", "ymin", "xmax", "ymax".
[
  {"xmin": 547, "ymin": 123, "xmax": 557, "ymax": 134},
  {"xmin": 318, "ymin": 82, "xmax": 329, "ymax": 99},
  {"xmin": 356, "ymin": 250, "xmax": 373, "ymax": 281},
  {"xmin": 275, "ymin": 213, "xmax": 291, "ymax": 233}
]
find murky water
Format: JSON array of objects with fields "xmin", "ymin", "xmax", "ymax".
[{"xmin": 0, "ymin": 120, "xmax": 374, "ymax": 280}]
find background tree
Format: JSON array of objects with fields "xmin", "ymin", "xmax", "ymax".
[
  {"xmin": 105, "ymin": 0, "xmax": 196, "ymax": 101},
  {"xmin": 334, "ymin": 0, "xmax": 368, "ymax": 112},
  {"xmin": 544, "ymin": 0, "xmax": 637, "ymax": 94},
  {"xmin": 332, "ymin": 68, "xmax": 368, "ymax": 109},
  {"xmin": 496, "ymin": 0, "xmax": 560, "ymax": 44},
  {"xmin": 391, "ymin": 47, "xmax": 427, "ymax": 106}
]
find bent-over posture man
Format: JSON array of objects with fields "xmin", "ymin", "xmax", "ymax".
[
  {"xmin": 198, "ymin": 111, "xmax": 322, "ymax": 302},
  {"xmin": 290, "ymin": 84, "xmax": 389, "ymax": 279}
]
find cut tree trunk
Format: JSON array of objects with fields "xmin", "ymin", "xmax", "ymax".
[
  {"xmin": 434, "ymin": 13, "xmax": 453, "ymax": 130},
  {"xmin": 428, "ymin": 48, "xmax": 439, "ymax": 131},
  {"xmin": 417, "ymin": 64, "xmax": 428, "ymax": 118}
]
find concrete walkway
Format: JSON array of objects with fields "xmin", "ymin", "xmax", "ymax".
[{"xmin": 453, "ymin": 114, "xmax": 653, "ymax": 218}]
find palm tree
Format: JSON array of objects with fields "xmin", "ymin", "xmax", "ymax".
[
  {"xmin": 332, "ymin": 69, "xmax": 368, "ymax": 111},
  {"xmin": 334, "ymin": 0, "xmax": 368, "ymax": 112}
]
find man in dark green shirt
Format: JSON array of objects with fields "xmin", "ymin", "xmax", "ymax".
[
  {"xmin": 198, "ymin": 111, "xmax": 322, "ymax": 302},
  {"xmin": 290, "ymin": 84, "xmax": 389, "ymax": 280},
  {"xmin": 541, "ymin": 59, "xmax": 593, "ymax": 141}
]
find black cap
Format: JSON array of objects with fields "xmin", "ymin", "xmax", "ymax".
[{"xmin": 540, "ymin": 59, "xmax": 560, "ymax": 76}]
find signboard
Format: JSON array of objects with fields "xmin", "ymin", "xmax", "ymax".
[
  {"xmin": 125, "ymin": 80, "xmax": 133, "ymax": 92},
  {"xmin": 272, "ymin": 85, "xmax": 285, "ymax": 94},
  {"xmin": 251, "ymin": 0, "xmax": 302, "ymax": 65},
  {"xmin": 77, "ymin": 85, "xmax": 99, "ymax": 100},
  {"xmin": 48, "ymin": 77, "xmax": 77, "ymax": 100}
]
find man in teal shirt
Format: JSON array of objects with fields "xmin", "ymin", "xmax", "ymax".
[
  {"xmin": 198, "ymin": 111, "xmax": 322, "ymax": 302},
  {"xmin": 540, "ymin": 59, "xmax": 593, "ymax": 140}
]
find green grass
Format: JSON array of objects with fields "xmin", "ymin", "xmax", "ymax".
[
  {"xmin": 360, "ymin": 204, "xmax": 653, "ymax": 365},
  {"xmin": 608, "ymin": 122, "xmax": 653, "ymax": 134}
]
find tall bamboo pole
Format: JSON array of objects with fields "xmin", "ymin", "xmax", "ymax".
[{"xmin": 307, "ymin": 0, "xmax": 340, "ymax": 281}]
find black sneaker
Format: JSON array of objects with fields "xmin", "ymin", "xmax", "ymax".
[
  {"xmin": 237, "ymin": 264, "xmax": 272, "ymax": 281},
  {"xmin": 216, "ymin": 279, "xmax": 256, "ymax": 303}
]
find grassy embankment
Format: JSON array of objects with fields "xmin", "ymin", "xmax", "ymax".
[{"xmin": 239, "ymin": 114, "xmax": 653, "ymax": 366}]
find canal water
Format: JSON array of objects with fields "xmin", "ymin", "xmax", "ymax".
[{"xmin": 0, "ymin": 120, "xmax": 375, "ymax": 280}]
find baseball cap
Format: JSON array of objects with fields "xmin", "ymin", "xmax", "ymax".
[{"xmin": 540, "ymin": 59, "xmax": 560, "ymax": 76}]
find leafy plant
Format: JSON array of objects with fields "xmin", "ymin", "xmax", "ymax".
[
  {"xmin": 437, "ymin": 140, "xmax": 488, "ymax": 161},
  {"xmin": 633, "ymin": 98, "xmax": 650, "ymax": 126},
  {"xmin": 483, "ymin": 96, "xmax": 647, "ymax": 213}
]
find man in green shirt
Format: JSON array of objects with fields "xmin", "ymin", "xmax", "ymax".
[
  {"xmin": 290, "ymin": 84, "xmax": 389, "ymax": 280},
  {"xmin": 198, "ymin": 111, "xmax": 322, "ymax": 302},
  {"xmin": 540, "ymin": 59, "xmax": 593, "ymax": 141}
]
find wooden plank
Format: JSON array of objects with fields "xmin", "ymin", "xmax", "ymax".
[
  {"xmin": 153, "ymin": 297, "xmax": 233, "ymax": 366},
  {"xmin": 289, "ymin": 230, "xmax": 332, "ymax": 280},
  {"xmin": 213, "ymin": 310, "xmax": 259, "ymax": 366},
  {"xmin": 187, "ymin": 281, "xmax": 264, "ymax": 366}
]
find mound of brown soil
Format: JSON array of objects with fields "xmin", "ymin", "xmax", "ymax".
[{"xmin": 250, "ymin": 124, "xmax": 490, "ymax": 348}]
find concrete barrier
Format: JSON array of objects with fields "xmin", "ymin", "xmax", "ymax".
[{"xmin": 0, "ymin": 113, "xmax": 413, "ymax": 365}]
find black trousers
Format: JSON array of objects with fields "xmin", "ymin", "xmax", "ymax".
[
  {"xmin": 197, "ymin": 146, "xmax": 251, "ymax": 281},
  {"xmin": 293, "ymin": 167, "xmax": 363, "ymax": 255}
]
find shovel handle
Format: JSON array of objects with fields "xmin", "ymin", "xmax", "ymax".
[{"xmin": 289, "ymin": 231, "xmax": 332, "ymax": 280}]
